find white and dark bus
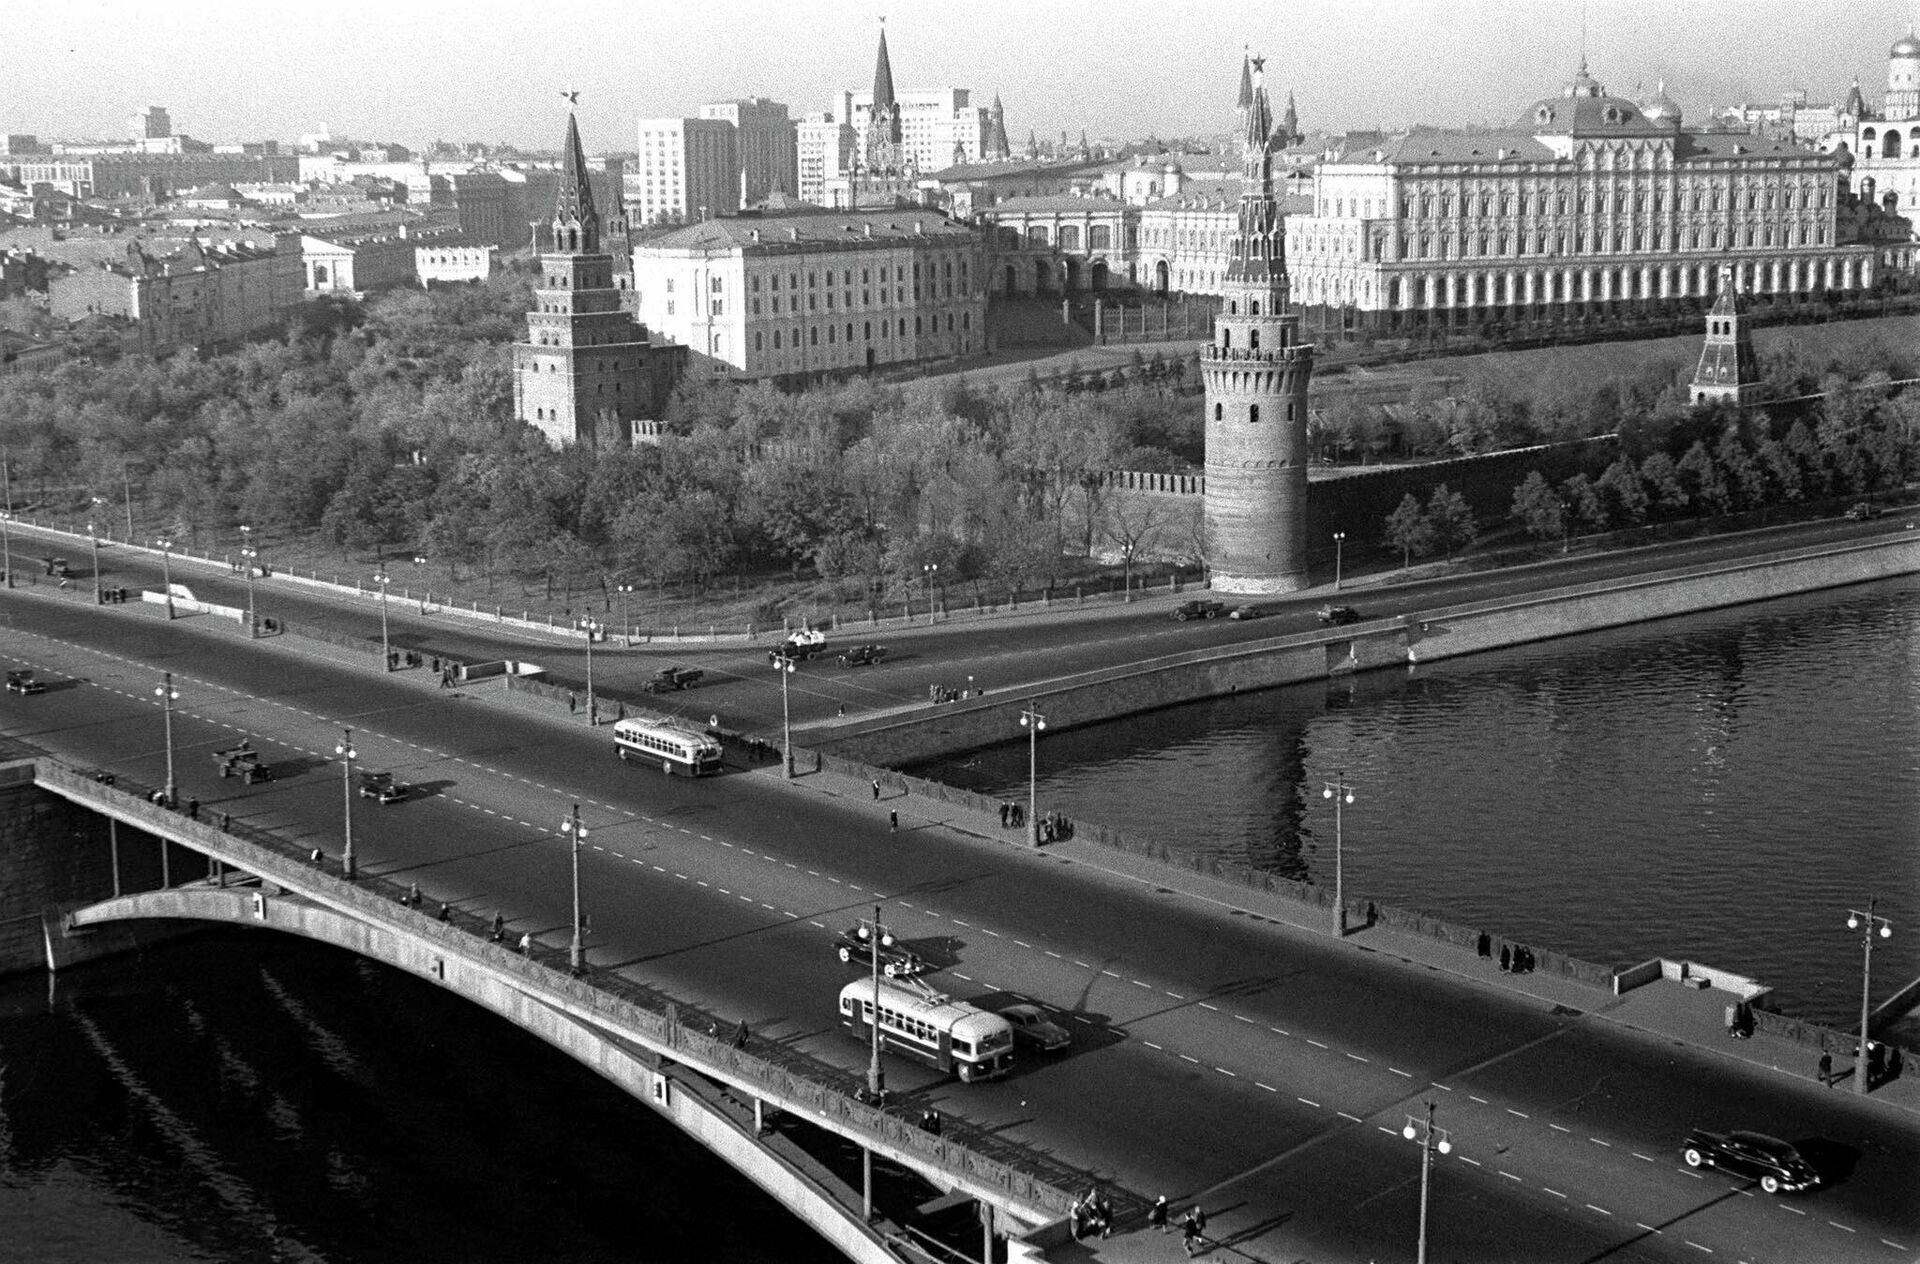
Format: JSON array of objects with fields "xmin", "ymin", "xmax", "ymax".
[
  {"xmin": 612, "ymin": 718, "xmax": 723, "ymax": 776},
  {"xmin": 837, "ymin": 979, "xmax": 1016, "ymax": 1082}
]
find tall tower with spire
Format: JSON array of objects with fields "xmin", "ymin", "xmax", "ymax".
[
  {"xmin": 1689, "ymin": 267, "xmax": 1764, "ymax": 408},
  {"xmin": 1202, "ymin": 55, "xmax": 1314, "ymax": 595},
  {"xmin": 513, "ymin": 97, "xmax": 668, "ymax": 449},
  {"xmin": 988, "ymin": 94, "xmax": 1011, "ymax": 160},
  {"xmin": 863, "ymin": 21, "xmax": 906, "ymax": 175}
]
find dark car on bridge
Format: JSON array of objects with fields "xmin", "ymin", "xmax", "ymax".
[
  {"xmin": 642, "ymin": 666, "xmax": 704, "ymax": 693},
  {"xmin": 6, "ymin": 669, "xmax": 46, "ymax": 695},
  {"xmin": 1172, "ymin": 599, "xmax": 1226, "ymax": 621},
  {"xmin": 1317, "ymin": 604, "xmax": 1363, "ymax": 626},
  {"xmin": 769, "ymin": 641, "xmax": 822, "ymax": 665},
  {"xmin": 356, "ymin": 771, "xmax": 408, "ymax": 804},
  {"xmin": 1681, "ymin": 1129, "xmax": 1819, "ymax": 1194},
  {"xmin": 997, "ymin": 1003, "xmax": 1073, "ymax": 1053},
  {"xmin": 837, "ymin": 644, "xmax": 888, "ymax": 668},
  {"xmin": 834, "ymin": 924, "xmax": 927, "ymax": 978},
  {"xmin": 214, "ymin": 742, "xmax": 276, "ymax": 784}
]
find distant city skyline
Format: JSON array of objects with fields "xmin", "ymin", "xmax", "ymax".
[{"xmin": 11, "ymin": 0, "xmax": 1920, "ymax": 153}]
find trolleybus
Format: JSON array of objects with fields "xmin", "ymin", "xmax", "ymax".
[
  {"xmin": 837, "ymin": 979, "xmax": 1015, "ymax": 1082},
  {"xmin": 612, "ymin": 718, "xmax": 723, "ymax": 776}
]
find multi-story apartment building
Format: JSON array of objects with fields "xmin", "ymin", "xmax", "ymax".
[
  {"xmin": 47, "ymin": 234, "xmax": 304, "ymax": 356},
  {"xmin": 797, "ymin": 114, "xmax": 858, "ymax": 206},
  {"xmin": 630, "ymin": 207, "xmax": 985, "ymax": 380},
  {"xmin": 701, "ymin": 98, "xmax": 798, "ymax": 205},
  {"xmin": 632, "ymin": 118, "xmax": 738, "ymax": 226}
]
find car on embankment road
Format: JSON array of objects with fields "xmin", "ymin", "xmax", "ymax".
[
  {"xmin": 642, "ymin": 666, "xmax": 704, "ymax": 693},
  {"xmin": 998, "ymin": 1003, "xmax": 1073, "ymax": 1053},
  {"xmin": 1317, "ymin": 604, "xmax": 1363, "ymax": 626},
  {"xmin": 6, "ymin": 669, "xmax": 46, "ymax": 695},
  {"xmin": 1680, "ymin": 1129, "xmax": 1819, "ymax": 1194},
  {"xmin": 1172, "ymin": 599, "xmax": 1226, "ymax": 622},
  {"xmin": 835, "ymin": 924, "xmax": 927, "ymax": 978},
  {"xmin": 837, "ymin": 644, "xmax": 887, "ymax": 668},
  {"xmin": 356, "ymin": 771, "xmax": 409, "ymax": 804}
]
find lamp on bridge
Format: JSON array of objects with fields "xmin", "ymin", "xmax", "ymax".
[
  {"xmin": 89, "ymin": 497, "xmax": 105, "ymax": 604},
  {"xmin": 1333, "ymin": 531, "xmax": 1346, "ymax": 592},
  {"xmin": 413, "ymin": 554, "xmax": 427, "ymax": 613},
  {"xmin": 1846, "ymin": 899, "xmax": 1893, "ymax": 1095},
  {"xmin": 1402, "ymin": 1100, "xmax": 1452, "ymax": 1264},
  {"xmin": 1020, "ymin": 702, "xmax": 1047, "ymax": 846},
  {"xmin": 774, "ymin": 655, "xmax": 796, "ymax": 779},
  {"xmin": 154, "ymin": 672, "xmax": 180, "ymax": 808},
  {"xmin": 335, "ymin": 728, "xmax": 358, "ymax": 879},
  {"xmin": 1322, "ymin": 773, "xmax": 1354, "ymax": 936},
  {"xmin": 921, "ymin": 562, "xmax": 939, "ymax": 625},
  {"xmin": 156, "ymin": 536, "xmax": 175, "ymax": 619},
  {"xmin": 374, "ymin": 568, "xmax": 392, "ymax": 670},
  {"xmin": 240, "ymin": 525, "xmax": 259, "ymax": 638},
  {"xmin": 1, "ymin": 507, "xmax": 13, "ymax": 589},
  {"xmin": 562, "ymin": 804, "xmax": 587, "ymax": 973}
]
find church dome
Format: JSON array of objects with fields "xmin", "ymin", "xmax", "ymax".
[
  {"xmin": 1641, "ymin": 81, "xmax": 1682, "ymax": 125},
  {"xmin": 1894, "ymin": 32, "xmax": 1920, "ymax": 58}
]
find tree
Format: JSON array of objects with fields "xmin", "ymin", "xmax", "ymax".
[
  {"xmin": 1676, "ymin": 440, "xmax": 1731, "ymax": 516},
  {"xmin": 1425, "ymin": 483, "xmax": 1475, "ymax": 558},
  {"xmin": 1509, "ymin": 471, "xmax": 1566, "ymax": 543},
  {"xmin": 1383, "ymin": 494, "xmax": 1435, "ymax": 568},
  {"xmin": 1560, "ymin": 472, "xmax": 1607, "ymax": 535},
  {"xmin": 1638, "ymin": 451, "xmax": 1688, "ymax": 518},
  {"xmin": 1715, "ymin": 433, "xmax": 1766, "ymax": 511},
  {"xmin": 1595, "ymin": 457, "xmax": 1649, "ymax": 525},
  {"xmin": 1095, "ymin": 495, "xmax": 1165, "ymax": 597}
]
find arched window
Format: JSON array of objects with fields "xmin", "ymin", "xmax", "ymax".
[
  {"xmin": 1889, "ymin": 130, "xmax": 1905, "ymax": 159},
  {"xmin": 1249, "ymin": 404, "xmax": 1260, "ymax": 424},
  {"xmin": 1214, "ymin": 403, "xmax": 1223, "ymax": 421}
]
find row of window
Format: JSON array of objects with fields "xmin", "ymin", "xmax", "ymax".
[
  {"xmin": 751, "ymin": 310, "xmax": 972, "ymax": 351},
  {"xmin": 1389, "ymin": 221, "xmax": 1832, "ymax": 260},
  {"xmin": 1392, "ymin": 182, "xmax": 1831, "ymax": 220}
]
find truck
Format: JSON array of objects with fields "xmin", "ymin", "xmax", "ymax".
[{"xmin": 642, "ymin": 666, "xmax": 705, "ymax": 693}]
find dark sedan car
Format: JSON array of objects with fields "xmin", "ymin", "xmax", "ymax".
[
  {"xmin": 1317, "ymin": 604, "xmax": 1362, "ymax": 625},
  {"xmin": 1681, "ymin": 1129, "xmax": 1819, "ymax": 1194},
  {"xmin": 834, "ymin": 924, "xmax": 926, "ymax": 977}
]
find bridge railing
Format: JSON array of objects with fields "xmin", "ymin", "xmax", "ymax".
[{"xmin": 33, "ymin": 757, "xmax": 1085, "ymax": 1221}]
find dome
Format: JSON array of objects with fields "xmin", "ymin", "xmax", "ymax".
[
  {"xmin": 1641, "ymin": 81, "xmax": 1683, "ymax": 125},
  {"xmin": 1894, "ymin": 32, "xmax": 1920, "ymax": 57}
]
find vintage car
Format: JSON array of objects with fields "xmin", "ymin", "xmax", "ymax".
[
  {"xmin": 1317, "ymin": 604, "xmax": 1363, "ymax": 626},
  {"xmin": 998, "ymin": 1003, "xmax": 1073, "ymax": 1052},
  {"xmin": 356, "ymin": 770, "xmax": 408, "ymax": 804},
  {"xmin": 642, "ymin": 666, "xmax": 705, "ymax": 693},
  {"xmin": 213, "ymin": 742, "xmax": 274, "ymax": 783},
  {"xmin": 834, "ymin": 924, "xmax": 927, "ymax": 977},
  {"xmin": 5, "ymin": 669, "xmax": 46, "ymax": 695},
  {"xmin": 1228, "ymin": 605, "xmax": 1264, "ymax": 621},
  {"xmin": 1680, "ymin": 1129, "xmax": 1819, "ymax": 1194},
  {"xmin": 769, "ymin": 640, "xmax": 821, "ymax": 665},
  {"xmin": 837, "ymin": 644, "xmax": 888, "ymax": 668},
  {"xmin": 1171, "ymin": 599, "xmax": 1226, "ymax": 622}
]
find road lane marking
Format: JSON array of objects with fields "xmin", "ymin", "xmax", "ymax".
[
  {"xmin": 1470, "ymin": 1095, "xmax": 1489, "ymax": 1104},
  {"xmin": 1180, "ymin": 1055, "xmax": 1200, "ymax": 1064},
  {"xmin": 1014, "ymin": 940, "xmax": 1032, "ymax": 947},
  {"xmin": 1550, "ymin": 1124, "xmax": 1571, "ymax": 1133},
  {"xmin": 1636, "ymin": 1223, "xmax": 1661, "ymax": 1234},
  {"xmin": 1544, "ymin": 1189, "xmax": 1566, "ymax": 1199},
  {"xmin": 1586, "ymin": 1205, "xmax": 1611, "ymax": 1216},
  {"xmin": 1431, "ymin": 1082, "xmax": 1452, "ymax": 1091},
  {"xmin": 1507, "ymin": 1109, "xmax": 1529, "ymax": 1118},
  {"xmin": 1297, "ymin": 1097, "xmax": 1320, "ymax": 1108},
  {"xmin": 1683, "ymin": 1242, "xmax": 1712, "ymax": 1254},
  {"xmin": 1270, "ymin": 1027, "xmax": 1290, "ymax": 1036},
  {"xmin": 983, "ymin": 929, "xmax": 1000, "ymax": 937},
  {"xmin": 952, "ymin": 919, "xmax": 970, "ymax": 926},
  {"xmin": 1166, "ymin": 991, "xmax": 1186, "ymax": 1000},
  {"xmin": 1390, "ymin": 1068, "xmax": 1412, "ymax": 1078},
  {"xmin": 1306, "ymin": 1039, "xmax": 1328, "ymax": 1049},
  {"xmin": 1457, "ymin": 1156, "xmax": 1481, "ymax": 1167},
  {"xmin": 1631, "ymin": 1152, "xmax": 1656, "ymax": 1162},
  {"xmin": 1144, "ymin": 1042, "xmax": 1163, "ymax": 1051},
  {"xmin": 1101, "ymin": 970, "xmax": 1120, "ymax": 977},
  {"xmin": 1234, "ymin": 1014, "xmax": 1255, "ymax": 1024},
  {"xmin": 1197, "ymin": 1002, "xmax": 1219, "ymax": 1011},
  {"xmin": 1883, "ymin": 1240, "xmax": 1908, "ymax": 1251},
  {"xmin": 1378, "ymin": 1126, "xmax": 1397, "ymax": 1137},
  {"xmin": 1345, "ymin": 1053, "xmax": 1369, "ymax": 1063},
  {"xmin": 717, "ymin": 888, "xmax": 730, "ymax": 895},
  {"xmin": 808, "ymin": 920, "xmax": 825, "ymax": 928},
  {"xmin": 952, "ymin": 973, "xmax": 973, "ymax": 981},
  {"xmin": 1133, "ymin": 980, "xmax": 1154, "ymax": 989},
  {"xmin": 1074, "ymin": 960, "xmax": 1091, "ymax": 968},
  {"xmin": 1829, "ymin": 1222, "xmax": 1855, "ymax": 1234},
  {"xmin": 1255, "ymin": 1082, "xmax": 1276, "ymax": 1092},
  {"xmin": 1778, "ymin": 1205, "xmax": 1805, "ymax": 1217},
  {"xmin": 1498, "ymin": 1171, "xmax": 1521, "ymax": 1182},
  {"xmin": 1215, "ymin": 1068, "xmax": 1236, "ymax": 1077},
  {"xmin": 1590, "ymin": 1138, "xmax": 1612, "ymax": 1147},
  {"xmin": 1338, "ymin": 1111, "xmax": 1362, "ymax": 1123}
]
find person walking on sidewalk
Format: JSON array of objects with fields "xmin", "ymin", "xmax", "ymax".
[
  {"xmin": 1819, "ymin": 1051, "xmax": 1833, "ymax": 1086},
  {"xmin": 871, "ymin": 778, "xmax": 881, "ymax": 800},
  {"xmin": 889, "ymin": 810, "xmax": 898, "ymax": 833},
  {"xmin": 1148, "ymin": 1195, "xmax": 1169, "ymax": 1233}
]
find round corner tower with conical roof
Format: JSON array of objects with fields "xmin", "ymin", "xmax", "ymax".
[{"xmin": 1202, "ymin": 54, "xmax": 1314, "ymax": 595}]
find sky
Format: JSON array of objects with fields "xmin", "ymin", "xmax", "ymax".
[{"xmin": 8, "ymin": 0, "xmax": 1920, "ymax": 153}]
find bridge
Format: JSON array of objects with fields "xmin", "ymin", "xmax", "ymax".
[{"xmin": 10, "ymin": 755, "xmax": 1077, "ymax": 1264}]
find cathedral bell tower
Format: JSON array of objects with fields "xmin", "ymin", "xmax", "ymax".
[{"xmin": 1202, "ymin": 55, "xmax": 1314, "ymax": 594}]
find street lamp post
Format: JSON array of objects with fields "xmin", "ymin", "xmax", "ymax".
[
  {"xmin": 617, "ymin": 582, "xmax": 635, "ymax": 645},
  {"xmin": 922, "ymin": 562, "xmax": 939, "ymax": 624},
  {"xmin": 89, "ymin": 498, "xmax": 105, "ymax": 604},
  {"xmin": 374, "ymin": 568, "xmax": 392, "ymax": 670},
  {"xmin": 155, "ymin": 672, "xmax": 179, "ymax": 807},
  {"xmin": 580, "ymin": 617, "xmax": 600, "ymax": 722},
  {"xmin": 774, "ymin": 656, "xmax": 795, "ymax": 778},
  {"xmin": 865, "ymin": 901, "xmax": 886, "ymax": 1101},
  {"xmin": 1322, "ymin": 772, "xmax": 1354, "ymax": 936},
  {"xmin": 2, "ymin": 508, "xmax": 14, "ymax": 589},
  {"xmin": 1333, "ymin": 531, "xmax": 1346, "ymax": 592},
  {"xmin": 1846, "ymin": 899, "xmax": 1894, "ymax": 1095},
  {"xmin": 335, "ymin": 728, "xmax": 358, "ymax": 879},
  {"xmin": 1402, "ymin": 1101, "xmax": 1453, "ymax": 1264},
  {"xmin": 563, "ymin": 804, "xmax": 588, "ymax": 973},
  {"xmin": 1020, "ymin": 701, "xmax": 1047, "ymax": 846},
  {"xmin": 239, "ymin": 525, "xmax": 258, "ymax": 637},
  {"xmin": 413, "ymin": 555, "xmax": 428, "ymax": 613},
  {"xmin": 157, "ymin": 536, "xmax": 175, "ymax": 619}
]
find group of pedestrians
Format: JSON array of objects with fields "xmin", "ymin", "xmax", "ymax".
[
  {"xmin": 1067, "ymin": 1187, "xmax": 1114, "ymax": 1240},
  {"xmin": 1476, "ymin": 934, "xmax": 1536, "ymax": 974},
  {"xmin": 387, "ymin": 650, "xmax": 428, "ymax": 670},
  {"xmin": 927, "ymin": 683, "xmax": 980, "ymax": 704}
]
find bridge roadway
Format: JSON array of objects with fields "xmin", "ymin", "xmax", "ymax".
[
  {"xmin": 4, "ymin": 512, "xmax": 1914, "ymax": 743},
  {"xmin": 3, "ymin": 590, "xmax": 1918, "ymax": 1263}
]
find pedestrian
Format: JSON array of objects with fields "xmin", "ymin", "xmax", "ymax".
[
  {"xmin": 491, "ymin": 912, "xmax": 506, "ymax": 942},
  {"xmin": 438, "ymin": 902, "xmax": 451, "ymax": 923},
  {"xmin": 518, "ymin": 932, "xmax": 532, "ymax": 955},
  {"xmin": 1180, "ymin": 1208, "xmax": 1201, "ymax": 1256},
  {"xmin": 871, "ymin": 778, "xmax": 881, "ymax": 800},
  {"xmin": 439, "ymin": 670, "xmax": 452, "ymax": 689},
  {"xmin": 731, "ymin": 1019, "xmax": 750, "ymax": 1049},
  {"xmin": 889, "ymin": 810, "xmax": 898, "ymax": 833},
  {"xmin": 1498, "ymin": 944, "xmax": 1511, "ymax": 972},
  {"xmin": 999, "ymin": 802, "xmax": 1010, "ymax": 828},
  {"xmin": 1819, "ymin": 1051, "xmax": 1833, "ymax": 1086},
  {"xmin": 1092, "ymin": 1188, "xmax": 1112, "ymax": 1238},
  {"xmin": 836, "ymin": 703, "xmax": 846, "ymax": 718},
  {"xmin": 616, "ymin": 701, "xmax": 626, "ymax": 722},
  {"xmin": 1477, "ymin": 932, "xmax": 1491, "ymax": 959},
  {"xmin": 220, "ymin": 811, "xmax": 231, "ymax": 832},
  {"xmin": 568, "ymin": 692, "xmax": 577, "ymax": 714},
  {"xmin": 589, "ymin": 700, "xmax": 599, "ymax": 726},
  {"xmin": 186, "ymin": 797, "xmax": 199, "ymax": 821},
  {"xmin": 309, "ymin": 848, "xmax": 323, "ymax": 867},
  {"xmin": 408, "ymin": 881, "xmax": 421, "ymax": 908},
  {"xmin": 1148, "ymin": 1195, "xmax": 1169, "ymax": 1233},
  {"xmin": 431, "ymin": 656, "xmax": 440, "ymax": 674}
]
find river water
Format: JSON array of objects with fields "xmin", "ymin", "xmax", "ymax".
[
  {"xmin": 915, "ymin": 575, "xmax": 1920, "ymax": 1032},
  {"xmin": 2, "ymin": 579, "xmax": 1913, "ymax": 1261}
]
